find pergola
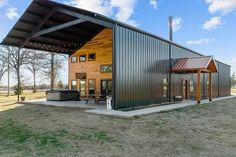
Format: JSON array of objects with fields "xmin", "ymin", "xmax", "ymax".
[{"xmin": 172, "ymin": 56, "xmax": 218, "ymax": 103}]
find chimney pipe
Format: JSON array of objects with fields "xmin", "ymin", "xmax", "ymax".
[{"xmin": 169, "ymin": 16, "xmax": 173, "ymax": 41}]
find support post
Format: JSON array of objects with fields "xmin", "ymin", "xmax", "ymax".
[
  {"xmin": 209, "ymin": 72, "xmax": 212, "ymax": 101},
  {"xmin": 197, "ymin": 70, "xmax": 201, "ymax": 104},
  {"xmin": 7, "ymin": 50, "xmax": 10, "ymax": 97}
]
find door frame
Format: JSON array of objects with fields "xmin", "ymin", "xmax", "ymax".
[
  {"xmin": 101, "ymin": 79, "xmax": 112, "ymax": 95},
  {"xmin": 182, "ymin": 79, "xmax": 188, "ymax": 100}
]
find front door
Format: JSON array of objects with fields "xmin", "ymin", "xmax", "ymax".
[
  {"xmin": 101, "ymin": 80, "xmax": 112, "ymax": 96},
  {"xmin": 183, "ymin": 80, "xmax": 188, "ymax": 99},
  {"xmin": 80, "ymin": 80, "xmax": 86, "ymax": 97}
]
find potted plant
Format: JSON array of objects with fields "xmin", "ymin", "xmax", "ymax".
[{"xmin": 20, "ymin": 96, "xmax": 26, "ymax": 101}]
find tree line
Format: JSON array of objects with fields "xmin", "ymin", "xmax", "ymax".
[{"xmin": 0, "ymin": 46, "xmax": 67, "ymax": 97}]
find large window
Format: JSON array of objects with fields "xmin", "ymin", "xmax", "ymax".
[
  {"xmin": 190, "ymin": 80, "xmax": 194, "ymax": 92},
  {"xmin": 79, "ymin": 54, "xmax": 86, "ymax": 62},
  {"xmin": 71, "ymin": 56, "xmax": 77, "ymax": 63},
  {"xmin": 100, "ymin": 65, "xmax": 112, "ymax": 73},
  {"xmin": 88, "ymin": 79, "xmax": 95, "ymax": 94},
  {"xmin": 88, "ymin": 53, "xmax": 96, "ymax": 61},
  {"xmin": 71, "ymin": 80, "xmax": 77, "ymax": 90},
  {"xmin": 163, "ymin": 78, "xmax": 168, "ymax": 98}
]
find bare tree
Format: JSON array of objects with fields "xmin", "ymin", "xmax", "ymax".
[
  {"xmin": 26, "ymin": 50, "xmax": 46, "ymax": 93},
  {"xmin": 41, "ymin": 53, "xmax": 67, "ymax": 90},
  {"xmin": 0, "ymin": 60, "xmax": 7, "ymax": 82},
  {"xmin": 0, "ymin": 46, "xmax": 30, "ymax": 100}
]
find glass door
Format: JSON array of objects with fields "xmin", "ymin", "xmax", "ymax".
[
  {"xmin": 80, "ymin": 80, "xmax": 86, "ymax": 97},
  {"xmin": 101, "ymin": 80, "xmax": 112, "ymax": 96}
]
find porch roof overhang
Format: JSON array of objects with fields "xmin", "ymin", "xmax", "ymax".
[
  {"xmin": 171, "ymin": 56, "xmax": 218, "ymax": 74},
  {"xmin": 0, "ymin": 0, "xmax": 115, "ymax": 55}
]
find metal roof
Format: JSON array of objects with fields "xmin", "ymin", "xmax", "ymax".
[
  {"xmin": 0, "ymin": 0, "xmax": 231, "ymax": 67},
  {"xmin": 172, "ymin": 56, "xmax": 218, "ymax": 73},
  {"xmin": 0, "ymin": 0, "xmax": 111, "ymax": 54}
]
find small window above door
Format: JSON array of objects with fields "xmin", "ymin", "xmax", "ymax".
[
  {"xmin": 79, "ymin": 54, "xmax": 86, "ymax": 62},
  {"xmin": 88, "ymin": 53, "xmax": 96, "ymax": 61}
]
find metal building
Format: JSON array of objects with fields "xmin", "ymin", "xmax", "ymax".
[{"xmin": 0, "ymin": 0, "xmax": 231, "ymax": 110}]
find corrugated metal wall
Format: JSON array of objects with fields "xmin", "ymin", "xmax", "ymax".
[
  {"xmin": 114, "ymin": 25, "xmax": 231, "ymax": 109},
  {"xmin": 114, "ymin": 25, "xmax": 170, "ymax": 109}
]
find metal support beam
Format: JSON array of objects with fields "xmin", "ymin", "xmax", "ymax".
[
  {"xmin": 209, "ymin": 72, "xmax": 212, "ymax": 101},
  {"xmin": 31, "ymin": 19, "xmax": 86, "ymax": 38},
  {"xmin": 197, "ymin": 70, "xmax": 201, "ymax": 104},
  {"xmin": 56, "ymin": 8, "xmax": 113, "ymax": 28},
  {"xmin": 20, "ymin": 8, "xmax": 56, "ymax": 48}
]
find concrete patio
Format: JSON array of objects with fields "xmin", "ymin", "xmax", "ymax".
[
  {"xmin": 22, "ymin": 99, "xmax": 106, "ymax": 109},
  {"xmin": 22, "ymin": 95, "xmax": 235, "ymax": 118}
]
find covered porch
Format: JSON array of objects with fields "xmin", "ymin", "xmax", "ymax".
[
  {"xmin": 172, "ymin": 56, "xmax": 218, "ymax": 103},
  {"xmin": 0, "ymin": 0, "xmax": 115, "ymax": 106}
]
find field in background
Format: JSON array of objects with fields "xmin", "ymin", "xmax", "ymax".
[
  {"xmin": 0, "ymin": 90, "xmax": 45, "ymax": 104},
  {"xmin": 231, "ymin": 88, "xmax": 236, "ymax": 94}
]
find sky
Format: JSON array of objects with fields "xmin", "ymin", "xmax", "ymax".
[{"xmin": 0, "ymin": 0, "xmax": 236, "ymax": 86}]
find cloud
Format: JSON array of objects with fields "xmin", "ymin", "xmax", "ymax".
[
  {"xmin": 186, "ymin": 38, "xmax": 215, "ymax": 45},
  {"xmin": 0, "ymin": 0, "xmax": 6, "ymax": 7},
  {"xmin": 172, "ymin": 17, "xmax": 182, "ymax": 32},
  {"xmin": 110, "ymin": 0, "xmax": 137, "ymax": 26},
  {"xmin": 203, "ymin": 16, "xmax": 221, "ymax": 30},
  {"xmin": 64, "ymin": 0, "xmax": 112, "ymax": 16},
  {"xmin": 149, "ymin": 0, "xmax": 157, "ymax": 9},
  {"xmin": 205, "ymin": 0, "xmax": 236, "ymax": 15},
  {"xmin": 6, "ymin": 7, "xmax": 19, "ymax": 20},
  {"xmin": 64, "ymin": 0, "xmax": 138, "ymax": 26}
]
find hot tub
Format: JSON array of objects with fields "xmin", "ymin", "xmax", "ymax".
[{"xmin": 46, "ymin": 90, "xmax": 80, "ymax": 101}]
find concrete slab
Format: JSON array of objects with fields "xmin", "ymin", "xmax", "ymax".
[
  {"xmin": 85, "ymin": 95, "xmax": 236, "ymax": 118},
  {"xmin": 22, "ymin": 98, "xmax": 106, "ymax": 109}
]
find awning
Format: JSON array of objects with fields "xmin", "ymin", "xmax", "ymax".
[
  {"xmin": 0, "ymin": 0, "xmax": 114, "ymax": 55},
  {"xmin": 172, "ymin": 56, "xmax": 218, "ymax": 73}
]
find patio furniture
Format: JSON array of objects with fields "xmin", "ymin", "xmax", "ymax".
[
  {"xmin": 46, "ymin": 90, "xmax": 80, "ymax": 101},
  {"xmin": 84, "ymin": 94, "xmax": 107, "ymax": 105}
]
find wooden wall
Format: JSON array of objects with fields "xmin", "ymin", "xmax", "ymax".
[{"xmin": 69, "ymin": 28, "xmax": 112, "ymax": 95}]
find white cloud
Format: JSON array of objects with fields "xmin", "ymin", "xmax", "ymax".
[
  {"xmin": 149, "ymin": 0, "xmax": 157, "ymax": 9},
  {"xmin": 110, "ymin": 0, "xmax": 137, "ymax": 26},
  {"xmin": 205, "ymin": 0, "xmax": 236, "ymax": 15},
  {"xmin": 0, "ymin": 0, "xmax": 6, "ymax": 7},
  {"xmin": 172, "ymin": 17, "xmax": 182, "ymax": 32},
  {"xmin": 186, "ymin": 38, "xmax": 215, "ymax": 45},
  {"xmin": 6, "ymin": 7, "xmax": 19, "ymax": 20},
  {"xmin": 203, "ymin": 16, "xmax": 221, "ymax": 30},
  {"xmin": 64, "ymin": 0, "xmax": 138, "ymax": 26},
  {"xmin": 64, "ymin": 0, "xmax": 112, "ymax": 16}
]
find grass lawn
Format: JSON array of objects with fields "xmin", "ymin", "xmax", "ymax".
[
  {"xmin": 232, "ymin": 88, "xmax": 236, "ymax": 94},
  {"xmin": 0, "ymin": 98, "xmax": 235, "ymax": 157},
  {"xmin": 0, "ymin": 90, "xmax": 45, "ymax": 105}
]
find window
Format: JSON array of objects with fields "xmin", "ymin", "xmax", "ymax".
[
  {"xmin": 100, "ymin": 65, "xmax": 112, "ymax": 73},
  {"xmin": 79, "ymin": 54, "xmax": 86, "ymax": 62},
  {"xmin": 88, "ymin": 79, "xmax": 95, "ymax": 94},
  {"xmin": 71, "ymin": 56, "xmax": 77, "ymax": 63},
  {"xmin": 163, "ymin": 78, "xmax": 168, "ymax": 98},
  {"xmin": 88, "ymin": 53, "xmax": 96, "ymax": 61},
  {"xmin": 190, "ymin": 80, "xmax": 194, "ymax": 92},
  {"xmin": 71, "ymin": 80, "xmax": 77, "ymax": 90}
]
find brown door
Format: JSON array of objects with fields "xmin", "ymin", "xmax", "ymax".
[{"xmin": 182, "ymin": 80, "xmax": 188, "ymax": 99}]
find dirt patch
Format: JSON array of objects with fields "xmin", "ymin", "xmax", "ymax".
[{"xmin": 0, "ymin": 98, "xmax": 235, "ymax": 157}]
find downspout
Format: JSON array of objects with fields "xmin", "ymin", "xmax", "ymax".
[{"xmin": 168, "ymin": 16, "xmax": 173, "ymax": 102}]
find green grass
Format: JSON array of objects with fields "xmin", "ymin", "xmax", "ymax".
[
  {"xmin": 75, "ymin": 129, "xmax": 113, "ymax": 144},
  {"xmin": 0, "ymin": 119, "xmax": 113, "ymax": 156}
]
